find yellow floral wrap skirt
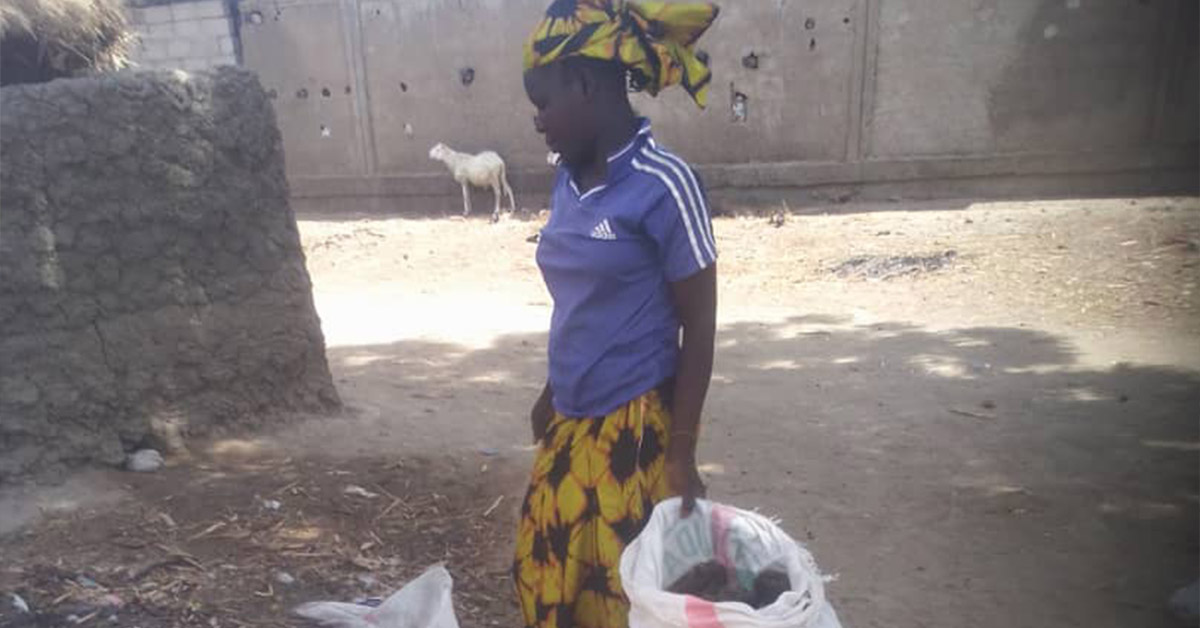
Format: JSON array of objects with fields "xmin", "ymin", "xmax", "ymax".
[{"xmin": 513, "ymin": 389, "xmax": 675, "ymax": 628}]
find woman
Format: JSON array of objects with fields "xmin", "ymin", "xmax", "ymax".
[{"xmin": 513, "ymin": 1, "xmax": 720, "ymax": 626}]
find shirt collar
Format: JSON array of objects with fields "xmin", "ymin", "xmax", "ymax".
[
  {"xmin": 567, "ymin": 118, "xmax": 653, "ymax": 201},
  {"xmin": 606, "ymin": 118, "xmax": 652, "ymax": 166}
]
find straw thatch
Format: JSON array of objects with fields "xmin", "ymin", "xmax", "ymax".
[{"xmin": 0, "ymin": 0, "xmax": 133, "ymax": 86}]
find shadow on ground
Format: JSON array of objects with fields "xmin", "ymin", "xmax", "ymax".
[{"xmin": 314, "ymin": 315, "xmax": 1198, "ymax": 628}]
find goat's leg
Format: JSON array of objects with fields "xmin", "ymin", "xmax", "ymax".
[
  {"xmin": 460, "ymin": 182, "xmax": 471, "ymax": 217},
  {"xmin": 490, "ymin": 180, "xmax": 503, "ymax": 223},
  {"xmin": 501, "ymin": 170, "xmax": 517, "ymax": 213}
]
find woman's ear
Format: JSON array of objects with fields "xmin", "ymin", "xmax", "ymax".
[{"xmin": 575, "ymin": 65, "xmax": 597, "ymax": 100}]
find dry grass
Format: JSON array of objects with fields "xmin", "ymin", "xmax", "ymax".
[
  {"xmin": 0, "ymin": 0, "xmax": 133, "ymax": 86},
  {"xmin": 0, "ymin": 454, "xmax": 522, "ymax": 626}
]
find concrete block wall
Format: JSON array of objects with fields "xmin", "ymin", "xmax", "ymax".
[
  {"xmin": 236, "ymin": 0, "xmax": 1198, "ymax": 213},
  {"xmin": 128, "ymin": 0, "xmax": 238, "ymax": 71}
]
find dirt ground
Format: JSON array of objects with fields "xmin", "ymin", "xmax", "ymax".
[
  {"xmin": 0, "ymin": 455, "xmax": 517, "ymax": 626},
  {"xmin": 2, "ymin": 196, "xmax": 1198, "ymax": 628}
]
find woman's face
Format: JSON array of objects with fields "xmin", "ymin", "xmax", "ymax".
[{"xmin": 524, "ymin": 63, "xmax": 595, "ymax": 166}]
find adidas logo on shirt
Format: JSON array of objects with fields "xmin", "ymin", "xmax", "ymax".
[{"xmin": 590, "ymin": 219, "xmax": 616, "ymax": 240}]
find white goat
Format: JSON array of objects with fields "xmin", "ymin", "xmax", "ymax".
[{"xmin": 428, "ymin": 143, "xmax": 516, "ymax": 222}]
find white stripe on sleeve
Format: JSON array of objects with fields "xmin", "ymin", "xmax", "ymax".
[
  {"xmin": 631, "ymin": 157, "xmax": 707, "ymax": 269},
  {"xmin": 649, "ymin": 148, "xmax": 716, "ymax": 254}
]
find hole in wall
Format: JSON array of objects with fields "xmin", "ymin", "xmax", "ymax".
[
  {"xmin": 843, "ymin": 17, "xmax": 850, "ymax": 24},
  {"xmin": 296, "ymin": 88, "xmax": 309, "ymax": 99},
  {"xmin": 246, "ymin": 10, "xmax": 264, "ymax": 24},
  {"xmin": 805, "ymin": 17, "xmax": 816, "ymax": 29},
  {"xmin": 809, "ymin": 38, "xmax": 817, "ymax": 51},
  {"xmin": 400, "ymin": 82, "xmax": 408, "ymax": 92},
  {"xmin": 344, "ymin": 85, "xmax": 352, "ymax": 95},
  {"xmin": 321, "ymin": 87, "xmax": 331, "ymax": 97},
  {"xmin": 459, "ymin": 67, "xmax": 475, "ymax": 86},
  {"xmin": 320, "ymin": 124, "xmax": 331, "ymax": 138},
  {"xmin": 730, "ymin": 87, "xmax": 748, "ymax": 123},
  {"xmin": 741, "ymin": 52, "xmax": 759, "ymax": 70}
]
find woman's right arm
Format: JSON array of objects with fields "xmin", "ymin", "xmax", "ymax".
[{"xmin": 531, "ymin": 380, "xmax": 554, "ymax": 443}]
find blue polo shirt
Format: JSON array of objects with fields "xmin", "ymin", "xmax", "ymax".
[{"xmin": 536, "ymin": 120, "xmax": 717, "ymax": 418}]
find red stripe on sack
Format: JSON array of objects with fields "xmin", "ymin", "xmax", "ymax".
[
  {"xmin": 685, "ymin": 595, "xmax": 724, "ymax": 628},
  {"xmin": 711, "ymin": 505, "xmax": 733, "ymax": 569}
]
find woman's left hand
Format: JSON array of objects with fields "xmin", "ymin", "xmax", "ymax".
[
  {"xmin": 664, "ymin": 265, "xmax": 716, "ymax": 518},
  {"xmin": 665, "ymin": 449, "xmax": 706, "ymax": 517}
]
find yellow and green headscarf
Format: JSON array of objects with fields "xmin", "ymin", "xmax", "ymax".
[{"xmin": 523, "ymin": 0, "xmax": 720, "ymax": 108}]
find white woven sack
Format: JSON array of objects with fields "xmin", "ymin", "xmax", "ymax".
[
  {"xmin": 294, "ymin": 564, "xmax": 459, "ymax": 628},
  {"xmin": 619, "ymin": 498, "xmax": 842, "ymax": 628}
]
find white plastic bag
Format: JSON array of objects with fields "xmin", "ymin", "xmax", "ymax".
[
  {"xmin": 294, "ymin": 564, "xmax": 460, "ymax": 628},
  {"xmin": 619, "ymin": 498, "xmax": 842, "ymax": 628}
]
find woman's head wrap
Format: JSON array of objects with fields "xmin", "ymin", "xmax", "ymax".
[{"xmin": 523, "ymin": 0, "xmax": 719, "ymax": 107}]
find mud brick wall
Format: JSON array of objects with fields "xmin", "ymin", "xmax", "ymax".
[{"xmin": 0, "ymin": 68, "xmax": 340, "ymax": 480}]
